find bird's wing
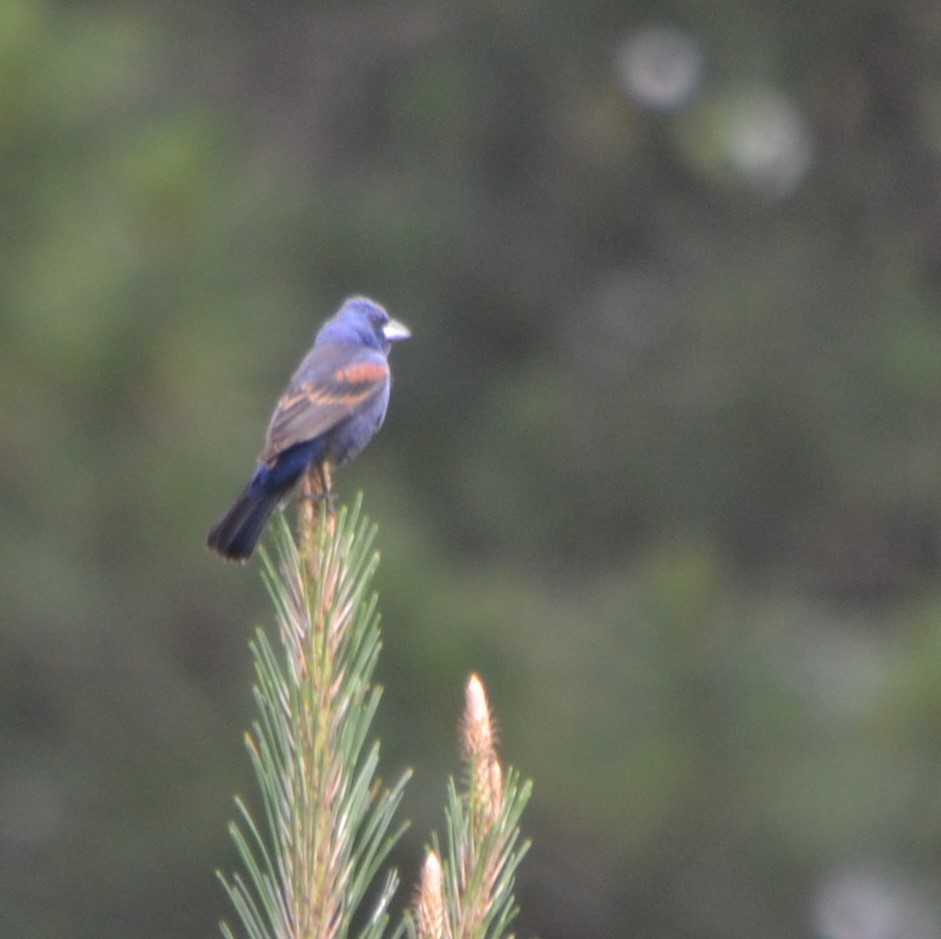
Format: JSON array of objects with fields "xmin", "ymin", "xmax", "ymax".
[{"xmin": 259, "ymin": 343, "xmax": 389, "ymax": 464}]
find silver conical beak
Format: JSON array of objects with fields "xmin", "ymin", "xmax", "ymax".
[{"xmin": 382, "ymin": 317, "xmax": 411, "ymax": 342}]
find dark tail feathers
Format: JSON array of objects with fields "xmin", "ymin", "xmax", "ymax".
[{"xmin": 207, "ymin": 486, "xmax": 280, "ymax": 561}]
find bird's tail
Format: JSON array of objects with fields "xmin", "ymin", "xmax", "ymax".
[{"xmin": 207, "ymin": 484, "xmax": 280, "ymax": 561}]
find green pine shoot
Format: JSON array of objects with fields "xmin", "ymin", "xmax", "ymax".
[
  {"xmin": 219, "ymin": 499, "xmax": 410, "ymax": 939},
  {"xmin": 405, "ymin": 675, "xmax": 532, "ymax": 939}
]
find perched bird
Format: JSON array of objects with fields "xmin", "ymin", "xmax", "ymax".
[{"xmin": 207, "ymin": 296, "xmax": 410, "ymax": 560}]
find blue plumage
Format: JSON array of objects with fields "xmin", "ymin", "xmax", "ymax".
[{"xmin": 207, "ymin": 297, "xmax": 410, "ymax": 560}]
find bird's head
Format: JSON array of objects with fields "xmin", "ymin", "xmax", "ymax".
[{"xmin": 316, "ymin": 296, "xmax": 411, "ymax": 354}]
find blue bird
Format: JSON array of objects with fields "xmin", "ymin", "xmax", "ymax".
[{"xmin": 207, "ymin": 296, "xmax": 410, "ymax": 560}]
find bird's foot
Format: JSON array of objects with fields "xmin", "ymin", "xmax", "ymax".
[{"xmin": 297, "ymin": 488, "xmax": 338, "ymax": 513}]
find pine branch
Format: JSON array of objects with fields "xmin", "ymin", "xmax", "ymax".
[
  {"xmin": 219, "ymin": 495, "xmax": 411, "ymax": 939},
  {"xmin": 406, "ymin": 675, "xmax": 532, "ymax": 939},
  {"xmin": 215, "ymin": 480, "xmax": 532, "ymax": 939}
]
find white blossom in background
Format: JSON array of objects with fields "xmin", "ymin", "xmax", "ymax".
[
  {"xmin": 813, "ymin": 868, "xmax": 941, "ymax": 939},
  {"xmin": 616, "ymin": 26, "xmax": 705, "ymax": 111},
  {"xmin": 724, "ymin": 89, "xmax": 814, "ymax": 198}
]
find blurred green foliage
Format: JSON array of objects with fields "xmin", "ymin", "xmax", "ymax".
[{"xmin": 2, "ymin": 0, "xmax": 941, "ymax": 936}]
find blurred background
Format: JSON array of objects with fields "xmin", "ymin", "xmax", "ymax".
[{"xmin": 3, "ymin": 0, "xmax": 941, "ymax": 936}]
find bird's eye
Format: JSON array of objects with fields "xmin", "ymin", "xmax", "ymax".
[{"xmin": 369, "ymin": 312, "xmax": 387, "ymax": 329}]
